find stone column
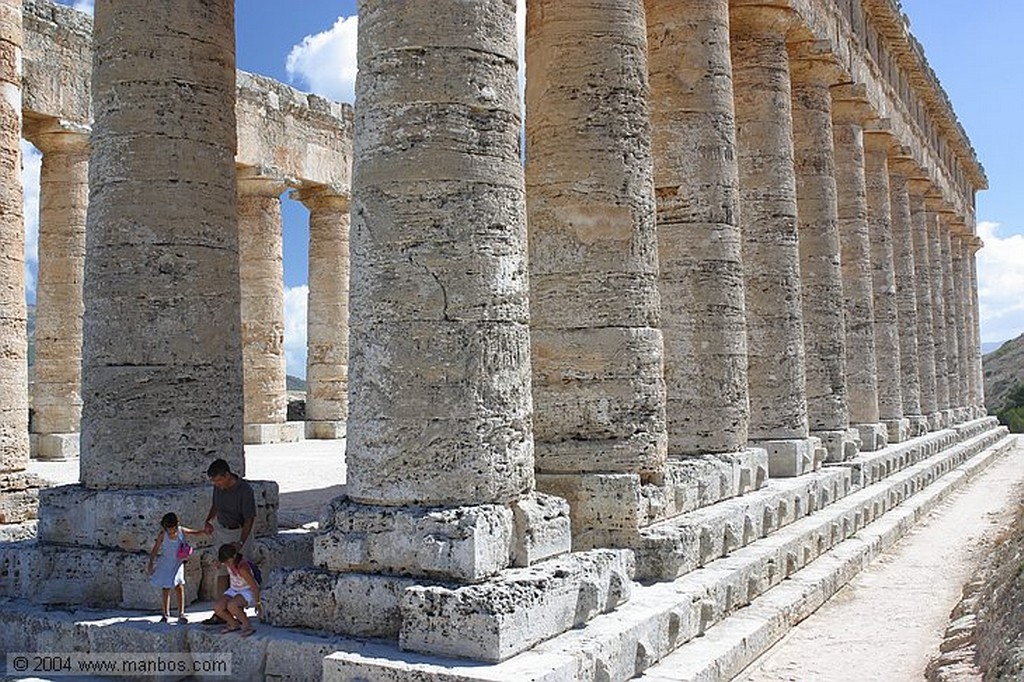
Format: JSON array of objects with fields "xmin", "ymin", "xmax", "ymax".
[
  {"xmin": 909, "ymin": 180, "xmax": 939, "ymax": 430},
  {"xmin": 967, "ymin": 238, "xmax": 986, "ymax": 416},
  {"xmin": 0, "ymin": 0, "xmax": 42, "ymax": 534},
  {"xmin": 731, "ymin": 6, "xmax": 819, "ymax": 477},
  {"xmin": 950, "ymin": 230, "xmax": 970, "ymax": 422},
  {"xmin": 831, "ymin": 87, "xmax": 886, "ymax": 451},
  {"xmin": 646, "ymin": 0, "xmax": 751, "ymax": 458},
  {"xmin": 887, "ymin": 153, "xmax": 926, "ymax": 436},
  {"xmin": 959, "ymin": 237, "xmax": 980, "ymax": 417},
  {"xmin": 939, "ymin": 219, "xmax": 962, "ymax": 423},
  {"xmin": 24, "ymin": 124, "xmax": 88, "ymax": 461},
  {"xmin": 296, "ymin": 186, "xmax": 348, "ymax": 440},
  {"xmin": 237, "ymin": 173, "xmax": 300, "ymax": 444},
  {"xmin": 926, "ymin": 208, "xmax": 950, "ymax": 425},
  {"xmin": 788, "ymin": 44, "xmax": 856, "ymax": 462},
  {"xmin": 863, "ymin": 129, "xmax": 907, "ymax": 443},
  {"xmin": 527, "ymin": 0, "xmax": 669, "ymax": 535}
]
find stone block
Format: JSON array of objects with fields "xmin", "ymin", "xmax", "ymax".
[
  {"xmin": 315, "ymin": 497, "xmax": 514, "ymax": 582},
  {"xmin": 536, "ymin": 473, "xmax": 646, "ymax": 546},
  {"xmin": 243, "ymin": 422, "xmax": 304, "ymax": 445},
  {"xmin": 305, "ymin": 420, "xmax": 346, "ymax": 440},
  {"xmin": 928, "ymin": 412, "xmax": 944, "ymax": 431},
  {"xmin": 30, "ymin": 432, "xmax": 80, "ymax": 460},
  {"xmin": 0, "ymin": 520, "xmax": 37, "ymax": 542},
  {"xmin": 907, "ymin": 415, "xmax": 930, "ymax": 438},
  {"xmin": 883, "ymin": 418, "xmax": 911, "ymax": 444},
  {"xmin": 37, "ymin": 482, "xmax": 279, "ymax": 553},
  {"xmin": 814, "ymin": 430, "xmax": 859, "ymax": 464},
  {"xmin": 759, "ymin": 438, "xmax": 820, "ymax": 478},
  {"xmin": 854, "ymin": 422, "xmax": 888, "ymax": 452},
  {"xmin": 510, "ymin": 493, "xmax": 571, "ymax": 567},
  {"xmin": 0, "ymin": 471, "xmax": 44, "ymax": 524},
  {"xmin": 399, "ymin": 549, "xmax": 634, "ymax": 662}
]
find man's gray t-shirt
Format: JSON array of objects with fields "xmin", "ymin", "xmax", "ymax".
[{"xmin": 213, "ymin": 477, "xmax": 256, "ymax": 529}]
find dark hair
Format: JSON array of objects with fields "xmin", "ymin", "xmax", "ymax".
[
  {"xmin": 218, "ymin": 544, "xmax": 239, "ymax": 563},
  {"xmin": 160, "ymin": 512, "xmax": 179, "ymax": 529},
  {"xmin": 207, "ymin": 459, "xmax": 231, "ymax": 478}
]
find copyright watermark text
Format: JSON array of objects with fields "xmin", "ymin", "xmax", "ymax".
[{"xmin": 6, "ymin": 652, "xmax": 231, "ymax": 677}]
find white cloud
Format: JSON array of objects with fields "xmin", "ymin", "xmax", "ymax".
[
  {"xmin": 21, "ymin": 140, "xmax": 41, "ymax": 300},
  {"xmin": 976, "ymin": 221, "xmax": 1024, "ymax": 343},
  {"xmin": 283, "ymin": 284, "xmax": 309, "ymax": 379},
  {"xmin": 72, "ymin": 0, "xmax": 94, "ymax": 14},
  {"xmin": 285, "ymin": 15, "xmax": 358, "ymax": 103}
]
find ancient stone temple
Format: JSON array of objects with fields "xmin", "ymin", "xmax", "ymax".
[{"xmin": 0, "ymin": 0, "xmax": 1014, "ymax": 680}]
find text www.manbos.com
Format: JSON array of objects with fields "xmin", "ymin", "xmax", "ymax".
[{"xmin": 6, "ymin": 652, "xmax": 232, "ymax": 677}]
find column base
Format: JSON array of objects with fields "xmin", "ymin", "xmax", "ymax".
[
  {"xmin": 243, "ymin": 421, "xmax": 304, "ymax": 445},
  {"xmin": 905, "ymin": 415, "xmax": 930, "ymax": 438},
  {"xmin": 753, "ymin": 437, "xmax": 823, "ymax": 478},
  {"xmin": 305, "ymin": 420, "xmax": 346, "ymax": 440},
  {"xmin": 813, "ymin": 429, "xmax": 860, "ymax": 463},
  {"xmin": 942, "ymin": 409, "xmax": 957, "ymax": 427},
  {"xmin": 853, "ymin": 423, "xmax": 888, "ymax": 452},
  {"xmin": 29, "ymin": 432, "xmax": 80, "ymax": 461},
  {"xmin": 927, "ymin": 412, "xmax": 945, "ymax": 431},
  {"xmin": 882, "ymin": 418, "xmax": 911, "ymax": 444}
]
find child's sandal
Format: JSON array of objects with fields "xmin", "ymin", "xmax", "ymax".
[
  {"xmin": 240, "ymin": 627, "xmax": 255, "ymax": 638},
  {"xmin": 177, "ymin": 615, "xmax": 188, "ymax": 624},
  {"xmin": 219, "ymin": 625, "xmax": 239, "ymax": 635},
  {"xmin": 159, "ymin": 615, "xmax": 168, "ymax": 623}
]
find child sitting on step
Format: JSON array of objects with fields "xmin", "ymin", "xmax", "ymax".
[{"xmin": 213, "ymin": 544, "xmax": 261, "ymax": 638}]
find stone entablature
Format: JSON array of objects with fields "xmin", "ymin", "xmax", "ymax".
[{"xmin": 21, "ymin": 0, "xmax": 353, "ymax": 191}]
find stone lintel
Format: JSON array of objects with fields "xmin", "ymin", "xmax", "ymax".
[
  {"xmin": 853, "ymin": 422, "xmax": 889, "ymax": 452},
  {"xmin": 755, "ymin": 437, "xmax": 823, "ymax": 478},
  {"xmin": 314, "ymin": 493, "xmax": 570, "ymax": 582},
  {"xmin": 37, "ymin": 482, "xmax": 279, "ymax": 553},
  {"xmin": 399, "ymin": 549, "xmax": 633, "ymax": 662},
  {"xmin": 813, "ymin": 429, "xmax": 860, "ymax": 464},
  {"xmin": 305, "ymin": 420, "xmax": 346, "ymax": 440},
  {"xmin": 882, "ymin": 417, "xmax": 912, "ymax": 444},
  {"xmin": 29, "ymin": 433, "xmax": 80, "ymax": 461},
  {"xmin": 243, "ymin": 422, "xmax": 304, "ymax": 445}
]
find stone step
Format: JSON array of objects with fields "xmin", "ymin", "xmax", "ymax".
[
  {"xmin": 319, "ymin": 423, "xmax": 1009, "ymax": 681},
  {"xmin": 639, "ymin": 432, "xmax": 1018, "ymax": 682}
]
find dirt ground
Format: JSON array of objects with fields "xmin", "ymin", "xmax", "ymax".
[{"xmin": 740, "ymin": 436, "xmax": 1024, "ymax": 682}]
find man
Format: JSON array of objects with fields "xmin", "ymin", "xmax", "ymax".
[{"xmin": 202, "ymin": 458, "xmax": 256, "ymax": 624}]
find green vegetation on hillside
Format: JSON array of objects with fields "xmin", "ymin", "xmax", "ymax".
[{"xmin": 997, "ymin": 383, "xmax": 1024, "ymax": 433}]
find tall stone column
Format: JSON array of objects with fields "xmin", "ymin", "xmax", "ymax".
[
  {"xmin": 887, "ymin": 153, "xmax": 926, "ymax": 436},
  {"xmin": 959, "ymin": 237, "xmax": 981, "ymax": 417},
  {"xmin": 646, "ymin": 0, "xmax": 751, "ymax": 458},
  {"xmin": 863, "ymin": 129, "xmax": 907, "ymax": 442},
  {"xmin": 731, "ymin": 6, "xmax": 819, "ymax": 477},
  {"xmin": 831, "ymin": 87, "xmax": 886, "ymax": 451},
  {"xmin": 527, "ymin": 0, "xmax": 669, "ymax": 538},
  {"xmin": 966, "ymin": 238, "xmax": 986, "ymax": 416},
  {"xmin": 297, "ymin": 186, "xmax": 349, "ymax": 440},
  {"xmin": 237, "ymin": 173, "xmax": 301, "ymax": 444},
  {"xmin": 926, "ymin": 208, "xmax": 950, "ymax": 425},
  {"xmin": 788, "ymin": 44, "xmax": 856, "ymax": 462},
  {"xmin": 24, "ymin": 124, "xmax": 88, "ymax": 461},
  {"xmin": 909, "ymin": 180, "xmax": 939, "ymax": 429},
  {"xmin": 939, "ymin": 219, "xmax": 962, "ymax": 423},
  {"xmin": 0, "ymin": 0, "xmax": 42, "ymax": 534},
  {"xmin": 950, "ymin": 230, "xmax": 970, "ymax": 421}
]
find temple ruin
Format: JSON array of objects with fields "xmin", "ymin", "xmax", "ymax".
[{"xmin": 0, "ymin": 0, "xmax": 1014, "ymax": 680}]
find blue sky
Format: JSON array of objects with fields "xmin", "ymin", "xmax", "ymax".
[{"xmin": 38, "ymin": 1, "xmax": 1024, "ymax": 378}]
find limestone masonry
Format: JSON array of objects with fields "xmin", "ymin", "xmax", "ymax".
[{"xmin": 0, "ymin": 0, "xmax": 1010, "ymax": 681}]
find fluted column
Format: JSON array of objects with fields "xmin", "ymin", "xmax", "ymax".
[
  {"xmin": 950, "ymin": 230, "xmax": 970, "ymax": 421},
  {"xmin": 831, "ymin": 89, "xmax": 886, "ymax": 451},
  {"xmin": 966, "ymin": 238, "xmax": 986, "ymax": 416},
  {"xmin": 909, "ymin": 180, "xmax": 939, "ymax": 429},
  {"xmin": 789, "ymin": 45, "xmax": 855, "ymax": 462},
  {"xmin": 731, "ymin": 5, "xmax": 818, "ymax": 477},
  {"xmin": 527, "ymin": 0, "xmax": 667, "ymax": 494},
  {"xmin": 939, "ymin": 219, "xmax": 962, "ymax": 423},
  {"xmin": 646, "ymin": 0, "xmax": 750, "ymax": 457},
  {"xmin": 80, "ymin": 0, "xmax": 243, "ymax": 488},
  {"xmin": 296, "ymin": 186, "xmax": 349, "ymax": 440},
  {"xmin": 0, "ymin": 0, "xmax": 42, "ymax": 527},
  {"xmin": 863, "ymin": 130, "xmax": 907, "ymax": 442},
  {"xmin": 926, "ymin": 208, "xmax": 950, "ymax": 424},
  {"xmin": 959, "ymin": 237, "xmax": 981, "ymax": 417},
  {"xmin": 24, "ymin": 125, "xmax": 88, "ymax": 461},
  {"xmin": 887, "ymin": 154, "xmax": 926, "ymax": 436},
  {"xmin": 237, "ymin": 174, "xmax": 300, "ymax": 445}
]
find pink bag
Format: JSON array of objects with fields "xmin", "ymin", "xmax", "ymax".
[{"xmin": 176, "ymin": 541, "xmax": 194, "ymax": 562}]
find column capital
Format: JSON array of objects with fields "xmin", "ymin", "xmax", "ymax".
[
  {"xmin": 831, "ymin": 84, "xmax": 876, "ymax": 124},
  {"xmin": 23, "ymin": 118, "xmax": 90, "ymax": 154},
  {"xmin": 888, "ymin": 146, "xmax": 927, "ymax": 180},
  {"xmin": 236, "ymin": 167, "xmax": 289, "ymax": 197},
  {"xmin": 292, "ymin": 184, "xmax": 350, "ymax": 212},
  {"xmin": 730, "ymin": 3, "xmax": 800, "ymax": 35},
  {"xmin": 788, "ymin": 40, "xmax": 845, "ymax": 85},
  {"xmin": 863, "ymin": 122, "xmax": 896, "ymax": 154}
]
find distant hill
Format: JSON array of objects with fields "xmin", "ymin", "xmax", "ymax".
[
  {"xmin": 984, "ymin": 334, "xmax": 1024, "ymax": 431},
  {"xmin": 982, "ymin": 341, "xmax": 1008, "ymax": 355},
  {"xmin": 286, "ymin": 375, "xmax": 307, "ymax": 391}
]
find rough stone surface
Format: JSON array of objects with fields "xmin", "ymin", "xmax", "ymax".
[
  {"xmin": 888, "ymin": 163, "xmax": 923, "ymax": 420},
  {"xmin": 243, "ymin": 421, "xmax": 303, "ymax": 445},
  {"xmin": 910, "ymin": 181, "xmax": 939, "ymax": 424},
  {"xmin": 939, "ymin": 222, "xmax": 963, "ymax": 416},
  {"xmin": 928, "ymin": 212, "xmax": 951, "ymax": 414},
  {"xmin": 647, "ymin": 0, "xmax": 750, "ymax": 456},
  {"xmin": 951, "ymin": 235, "xmax": 970, "ymax": 416}
]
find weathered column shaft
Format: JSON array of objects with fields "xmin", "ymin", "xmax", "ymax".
[
  {"xmin": 909, "ymin": 183, "xmax": 938, "ymax": 424},
  {"xmin": 646, "ymin": 0, "xmax": 749, "ymax": 456},
  {"xmin": 832, "ymin": 96, "xmax": 883, "ymax": 449},
  {"xmin": 0, "ymin": 0, "xmax": 29, "ymax": 481},
  {"xmin": 732, "ymin": 6, "xmax": 817, "ymax": 476},
  {"xmin": 939, "ymin": 221, "xmax": 962, "ymax": 416},
  {"xmin": 300, "ymin": 188, "xmax": 349, "ymax": 440},
  {"xmin": 888, "ymin": 165, "xmax": 922, "ymax": 422},
  {"xmin": 789, "ymin": 51, "xmax": 852, "ymax": 460},
  {"xmin": 927, "ymin": 212, "xmax": 950, "ymax": 415},
  {"xmin": 237, "ymin": 176, "xmax": 288, "ymax": 428},
  {"xmin": 527, "ymin": 0, "xmax": 667, "ymax": 479},
  {"xmin": 863, "ymin": 133, "xmax": 904, "ymax": 439},
  {"xmin": 950, "ymin": 233, "xmax": 969, "ymax": 415},
  {"xmin": 347, "ymin": 0, "xmax": 533, "ymax": 507},
  {"xmin": 961, "ymin": 238, "xmax": 981, "ymax": 413},
  {"xmin": 967, "ymin": 242, "xmax": 986, "ymax": 412},
  {"xmin": 81, "ymin": 0, "xmax": 242, "ymax": 488}
]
